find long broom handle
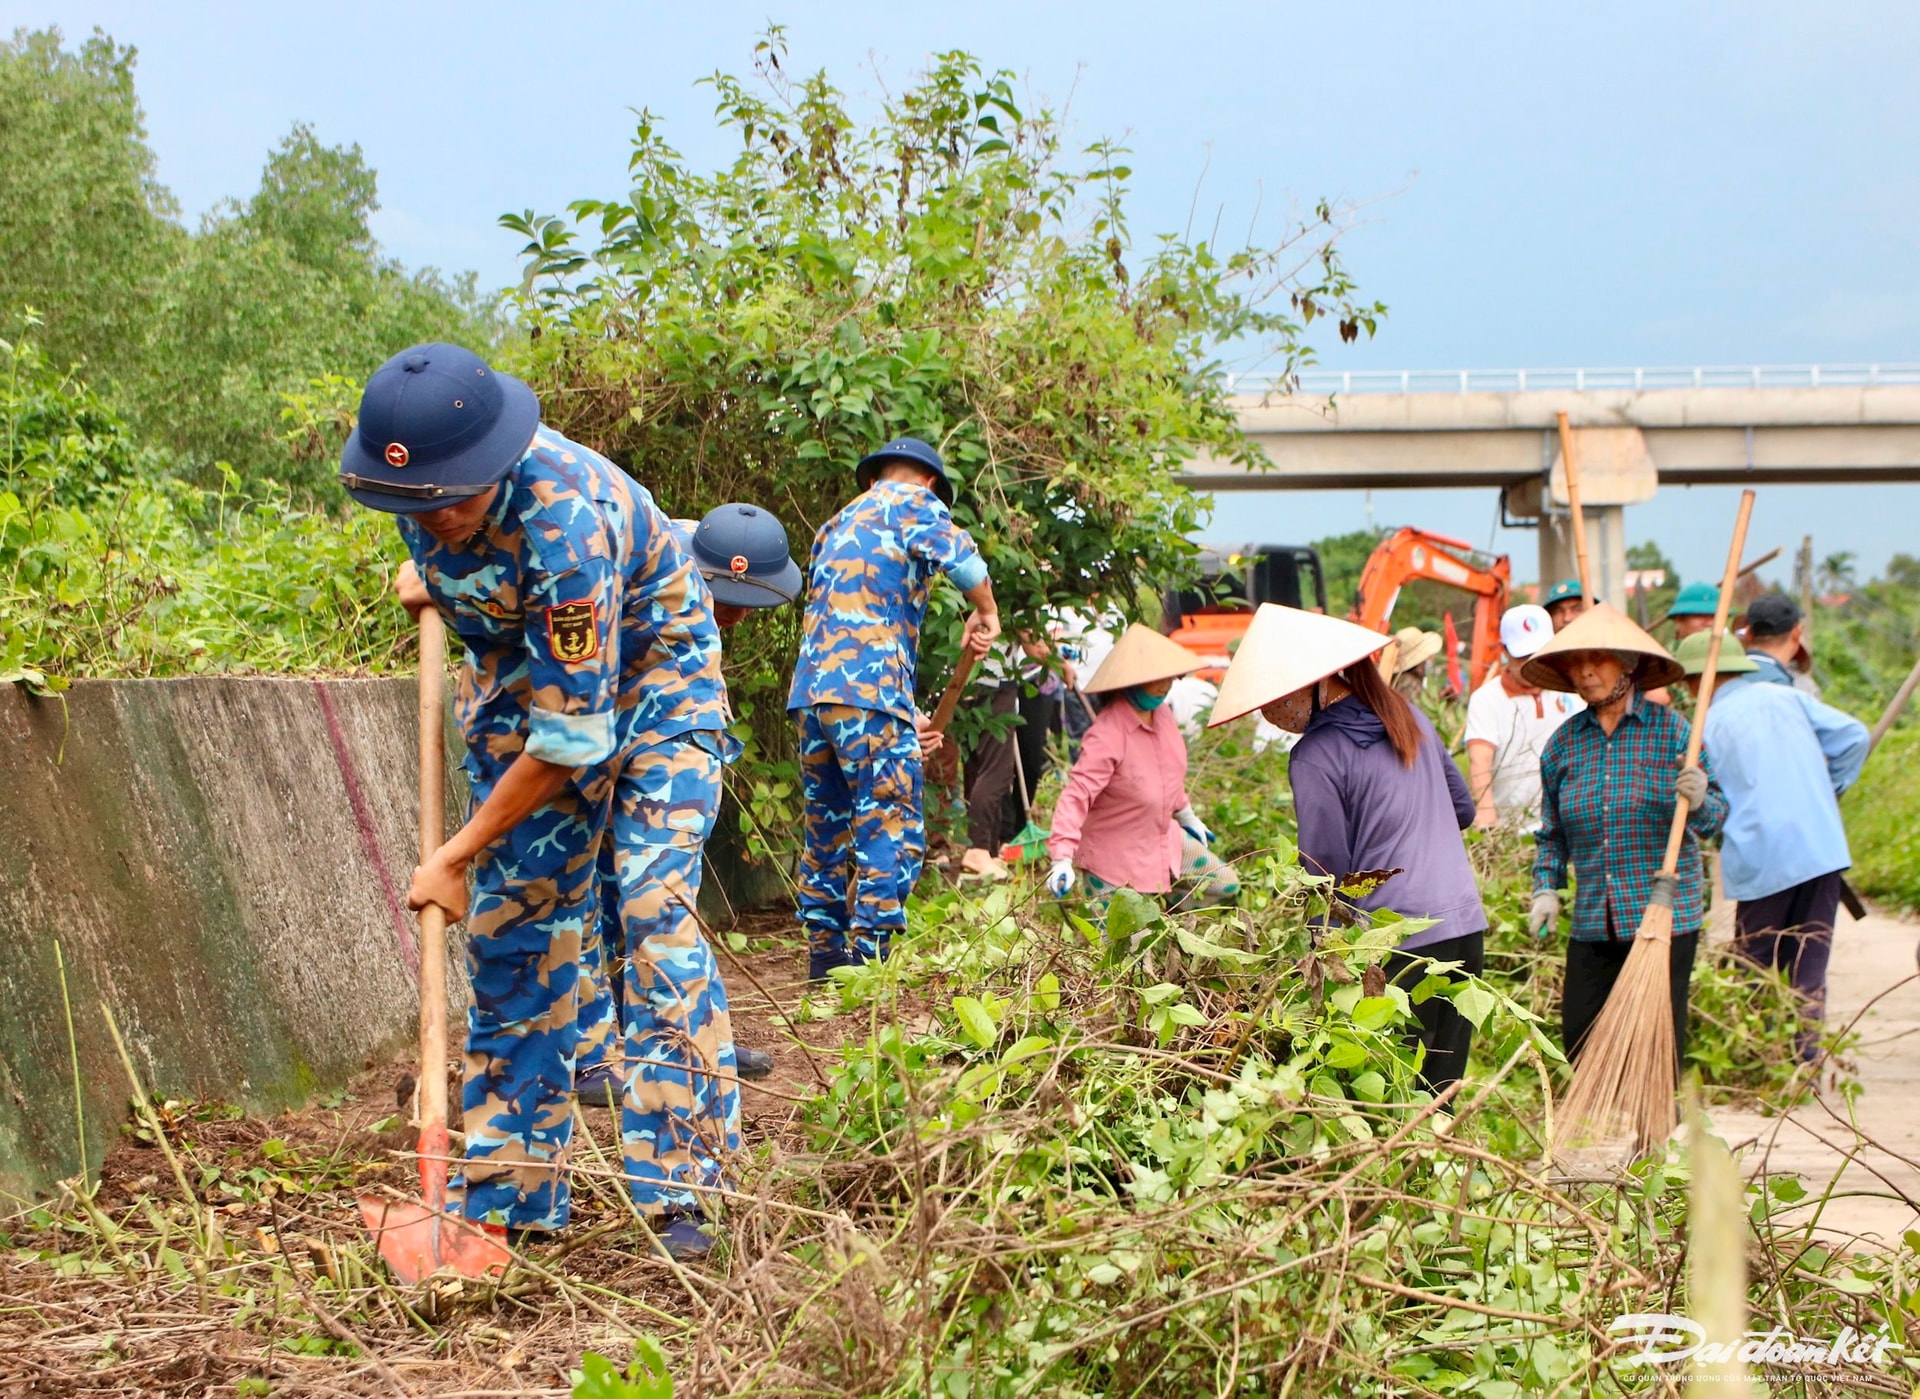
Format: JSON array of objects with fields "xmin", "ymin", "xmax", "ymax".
[
  {"xmin": 416, "ymin": 608, "xmax": 450, "ymax": 1134},
  {"xmin": 1658, "ymin": 489, "xmax": 1756, "ymax": 876},
  {"xmin": 1556, "ymin": 411, "xmax": 1596, "ymax": 605}
]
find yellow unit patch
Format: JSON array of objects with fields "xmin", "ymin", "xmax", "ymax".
[{"xmin": 545, "ymin": 599, "xmax": 600, "ymax": 664}]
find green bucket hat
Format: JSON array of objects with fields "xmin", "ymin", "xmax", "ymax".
[
  {"xmin": 1543, "ymin": 578, "xmax": 1585, "ymax": 607},
  {"xmin": 1666, "ymin": 581, "xmax": 1720, "ymax": 618},
  {"xmin": 1675, "ymin": 629, "xmax": 1759, "ymax": 677}
]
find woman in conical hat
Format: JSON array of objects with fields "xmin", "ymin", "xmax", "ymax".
[
  {"xmin": 1044, "ymin": 625, "xmax": 1240, "ymax": 911},
  {"xmin": 1210, "ymin": 604, "xmax": 1487, "ymax": 1098},
  {"xmin": 1519, "ymin": 602, "xmax": 1726, "ymax": 1065}
]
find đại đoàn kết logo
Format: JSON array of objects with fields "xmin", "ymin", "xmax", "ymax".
[{"xmin": 1609, "ymin": 1313, "xmax": 1902, "ymax": 1377}]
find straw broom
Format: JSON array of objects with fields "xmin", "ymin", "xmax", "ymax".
[{"xmin": 1551, "ymin": 487, "xmax": 1756, "ymax": 1162}]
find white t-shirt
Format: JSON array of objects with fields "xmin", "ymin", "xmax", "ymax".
[{"xmin": 1463, "ymin": 677, "xmax": 1585, "ymax": 829}]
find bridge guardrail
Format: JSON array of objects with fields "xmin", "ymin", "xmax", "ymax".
[{"xmin": 1227, "ymin": 365, "xmax": 1920, "ymax": 396}]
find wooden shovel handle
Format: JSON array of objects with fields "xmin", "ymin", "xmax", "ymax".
[
  {"xmin": 1556, "ymin": 411, "xmax": 1596, "ymax": 605},
  {"xmin": 1659, "ymin": 489, "xmax": 1756, "ymax": 875},
  {"xmin": 416, "ymin": 609, "xmax": 450, "ymax": 1133}
]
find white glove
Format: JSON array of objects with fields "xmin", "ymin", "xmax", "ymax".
[
  {"xmin": 1528, "ymin": 889, "xmax": 1561, "ymax": 939},
  {"xmin": 1675, "ymin": 765, "xmax": 1708, "ymax": 809},
  {"xmin": 1173, "ymin": 804, "xmax": 1213, "ymax": 845},
  {"xmin": 1045, "ymin": 859, "xmax": 1075, "ymax": 899}
]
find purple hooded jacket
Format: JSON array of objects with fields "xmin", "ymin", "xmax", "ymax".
[{"xmin": 1287, "ymin": 696, "xmax": 1486, "ymax": 952}]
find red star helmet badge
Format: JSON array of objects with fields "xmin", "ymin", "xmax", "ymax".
[
  {"xmin": 730, "ymin": 554, "xmax": 750, "ymax": 576},
  {"xmin": 384, "ymin": 442, "xmax": 410, "ymax": 468}
]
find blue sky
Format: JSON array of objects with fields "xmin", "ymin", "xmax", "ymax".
[{"xmin": 11, "ymin": 0, "xmax": 1919, "ymax": 583}]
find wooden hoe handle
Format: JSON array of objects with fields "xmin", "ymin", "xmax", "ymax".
[
  {"xmin": 416, "ymin": 609, "xmax": 450, "ymax": 1133},
  {"xmin": 927, "ymin": 648, "xmax": 979, "ymax": 736}
]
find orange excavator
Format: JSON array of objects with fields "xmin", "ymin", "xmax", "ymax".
[{"xmin": 1350, "ymin": 527, "xmax": 1510, "ymax": 693}]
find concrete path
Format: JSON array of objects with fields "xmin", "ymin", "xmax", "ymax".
[{"xmin": 1708, "ymin": 903, "xmax": 1920, "ymax": 1250}]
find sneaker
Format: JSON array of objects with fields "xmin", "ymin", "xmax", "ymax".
[
  {"xmin": 575, "ymin": 1062, "xmax": 624, "ymax": 1108},
  {"xmin": 654, "ymin": 1213, "xmax": 716, "ymax": 1261},
  {"xmin": 734, "ymin": 1045, "xmax": 774, "ymax": 1080}
]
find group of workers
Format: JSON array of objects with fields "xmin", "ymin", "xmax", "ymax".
[
  {"xmin": 1461, "ymin": 578, "xmax": 1865, "ymax": 1075},
  {"xmin": 339, "ymin": 344, "xmax": 995, "ymax": 1258},
  {"xmin": 335, "ymin": 338, "xmax": 1868, "ymax": 1254}
]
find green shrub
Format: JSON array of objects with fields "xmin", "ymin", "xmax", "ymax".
[
  {"xmin": 1847, "ymin": 727, "xmax": 1920, "ymax": 912},
  {"xmin": 2, "ymin": 328, "xmax": 408, "ymax": 682}
]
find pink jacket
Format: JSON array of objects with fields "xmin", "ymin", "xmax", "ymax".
[{"xmin": 1047, "ymin": 700, "xmax": 1190, "ymax": 892}]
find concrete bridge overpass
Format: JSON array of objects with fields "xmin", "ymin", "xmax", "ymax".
[{"xmin": 1186, "ymin": 365, "xmax": 1920, "ymax": 604}]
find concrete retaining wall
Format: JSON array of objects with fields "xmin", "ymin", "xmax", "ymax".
[{"xmin": 0, "ymin": 676, "xmax": 786, "ymax": 1201}]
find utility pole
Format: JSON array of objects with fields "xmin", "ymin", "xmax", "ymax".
[{"xmin": 1795, "ymin": 534, "xmax": 1815, "ymax": 641}]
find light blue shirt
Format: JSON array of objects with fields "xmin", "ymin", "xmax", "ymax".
[{"xmin": 1701, "ymin": 673, "xmax": 1869, "ymax": 901}]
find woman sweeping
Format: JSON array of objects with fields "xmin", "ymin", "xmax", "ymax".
[
  {"xmin": 1210, "ymin": 605, "xmax": 1487, "ymax": 1098},
  {"xmin": 1520, "ymin": 605, "xmax": 1727, "ymax": 1063},
  {"xmin": 1045, "ymin": 625, "xmax": 1239, "ymax": 911}
]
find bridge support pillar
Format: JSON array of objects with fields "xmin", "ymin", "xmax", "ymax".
[{"xmin": 1538, "ymin": 503, "xmax": 1629, "ymax": 609}]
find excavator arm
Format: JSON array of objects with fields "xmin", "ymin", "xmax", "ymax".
[{"xmin": 1351, "ymin": 527, "xmax": 1511, "ymax": 693}]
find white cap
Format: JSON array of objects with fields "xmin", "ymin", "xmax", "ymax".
[{"xmin": 1499, "ymin": 604, "xmax": 1554, "ymax": 659}]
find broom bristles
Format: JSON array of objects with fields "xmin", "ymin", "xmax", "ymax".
[{"xmin": 1551, "ymin": 888, "xmax": 1679, "ymax": 1163}]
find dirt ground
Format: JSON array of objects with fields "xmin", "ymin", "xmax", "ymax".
[
  {"xmin": 1708, "ymin": 902, "xmax": 1920, "ymax": 1247},
  {"xmin": 0, "ymin": 926, "xmax": 832, "ymax": 1398}
]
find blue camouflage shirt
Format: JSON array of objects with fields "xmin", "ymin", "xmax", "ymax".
[
  {"xmin": 399, "ymin": 427, "xmax": 727, "ymax": 782},
  {"xmin": 786, "ymin": 479, "xmax": 989, "ymax": 721}
]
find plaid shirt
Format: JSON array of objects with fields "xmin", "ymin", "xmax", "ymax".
[{"xmin": 1533, "ymin": 695, "xmax": 1727, "ymax": 941}]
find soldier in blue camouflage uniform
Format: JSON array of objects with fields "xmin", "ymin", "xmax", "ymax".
[
  {"xmin": 575, "ymin": 504, "xmax": 803, "ymax": 1094},
  {"xmin": 340, "ymin": 343, "xmax": 738, "ymax": 1258},
  {"xmin": 787, "ymin": 438, "xmax": 999, "ymax": 981}
]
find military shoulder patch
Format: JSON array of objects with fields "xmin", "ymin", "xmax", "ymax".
[{"xmin": 545, "ymin": 599, "xmax": 600, "ymax": 664}]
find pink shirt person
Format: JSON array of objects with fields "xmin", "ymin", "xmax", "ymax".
[{"xmin": 1048, "ymin": 699, "xmax": 1192, "ymax": 892}]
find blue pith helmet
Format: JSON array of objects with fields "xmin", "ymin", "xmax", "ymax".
[
  {"xmin": 1666, "ymin": 580, "xmax": 1720, "ymax": 617},
  {"xmin": 690, "ymin": 503, "xmax": 803, "ymax": 608},
  {"xmin": 855, "ymin": 436, "xmax": 955, "ymax": 507},
  {"xmin": 339, "ymin": 343, "xmax": 540, "ymax": 514},
  {"xmin": 1543, "ymin": 578, "xmax": 1586, "ymax": 607}
]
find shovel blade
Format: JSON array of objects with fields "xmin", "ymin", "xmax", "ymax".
[{"xmin": 357, "ymin": 1193, "xmax": 512, "ymax": 1284}]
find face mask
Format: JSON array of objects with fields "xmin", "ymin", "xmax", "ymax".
[{"xmin": 1131, "ymin": 687, "xmax": 1169, "ymax": 712}]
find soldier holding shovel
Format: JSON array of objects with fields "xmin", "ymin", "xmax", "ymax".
[{"xmin": 342, "ymin": 342, "xmax": 738, "ymax": 1260}]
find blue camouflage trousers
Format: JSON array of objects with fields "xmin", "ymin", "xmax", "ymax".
[
  {"xmin": 454, "ymin": 732, "xmax": 740, "ymax": 1230},
  {"xmin": 796, "ymin": 703, "xmax": 924, "ymax": 980}
]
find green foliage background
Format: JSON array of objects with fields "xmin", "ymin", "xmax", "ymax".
[
  {"xmin": 0, "ymin": 28, "xmax": 499, "ymax": 490},
  {"xmin": 497, "ymin": 31, "xmax": 1380, "ymax": 771}
]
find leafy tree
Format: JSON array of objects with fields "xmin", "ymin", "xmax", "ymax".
[
  {"xmin": 1625, "ymin": 538, "xmax": 1679, "ymax": 627},
  {"xmin": 243, "ymin": 122, "xmax": 379, "ymax": 277},
  {"xmin": 503, "ymin": 30, "xmax": 1380, "ymax": 773},
  {"xmin": 0, "ymin": 28, "xmax": 181, "ymax": 385},
  {"xmin": 1817, "ymin": 549, "xmax": 1858, "ymax": 596},
  {"xmin": 131, "ymin": 123, "xmax": 504, "ymax": 484},
  {"xmin": 1309, "ymin": 529, "xmax": 1385, "ymax": 615},
  {"xmin": 1, "ymin": 30, "xmax": 500, "ymax": 489}
]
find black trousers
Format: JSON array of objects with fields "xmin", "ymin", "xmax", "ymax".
[
  {"xmin": 1384, "ymin": 929, "xmax": 1486, "ymax": 1100},
  {"xmin": 998, "ymin": 689, "xmax": 1058, "ymax": 837},
  {"xmin": 1561, "ymin": 930, "xmax": 1700, "ymax": 1066},
  {"xmin": 1734, "ymin": 869, "xmax": 1841, "ymax": 1063},
  {"xmin": 962, "ymin": 685, "xmax": 1021, "ymax": 851}
]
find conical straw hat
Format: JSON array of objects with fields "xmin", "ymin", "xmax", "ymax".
[
  {"xmin": 1208, "ymin": 604, "xmax": 1390, "ymax": 727},
  {"xmin": 1082, "ymin": 623, "xmax": 1204, "ymax": 693},
  {"xmin": 1518, "ymin": 600, "xmax": 1682, "ymax": 693},
  {"xmin": 1391, "ymin": 627, "xmax": 1443, "ymax": 675}
]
